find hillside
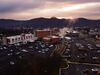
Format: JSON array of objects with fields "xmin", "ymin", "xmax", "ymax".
[{"xmin": 0, "ymin": 17, "xmax": 100, "ymax": 28}]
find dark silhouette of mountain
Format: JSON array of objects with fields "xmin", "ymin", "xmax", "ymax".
[
  {"xmin": 0, "ymin": 17, "xmax": 100, "ymax": 28},
  {"xmin": 72, "ymin": 18, "xmax": 100, "ymax": 27}
]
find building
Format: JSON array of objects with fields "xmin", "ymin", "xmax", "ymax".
[
  {"xmin": 3, "ymin": 33, "xmax": 37, "ymax": 45},
  {"xmin": 35, "ymin": 29, "xmax": 51, "ymax": 38},
  {"xmin": 43, "ymin": 37, "xmax": 51, "ymax": 43},
  {"xmin": 50, "ymin": 36, "xmax": 60, "ymax": 43},
  {"xmin": 43, "ymin": 36, "xmax": 60, "ymax": 44}
]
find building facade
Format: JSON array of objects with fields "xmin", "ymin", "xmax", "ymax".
[
  {"xmin": 3, "ymin": 33, "xmax": 37, "ymax": 45},
  {"xmin": 35, "ymin": 29, "xmax": 51, "ymax": 38}
]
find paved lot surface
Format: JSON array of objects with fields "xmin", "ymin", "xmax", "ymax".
[
  {"xmin": 63, "ymin": 37, "xmax": 100, "ymax": 63},
  {"xmin": 61, "ymin": 37, "xmax": 100, "ymax": 75},
  {"xmin": 61, "ymin": 63, "xmax": 100, "ymax": 75},
  {"xmin": 0, "ymin": 41, "xmax": 56, "ymax": 74}
]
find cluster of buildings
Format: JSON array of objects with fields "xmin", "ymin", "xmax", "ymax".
[
  {"xmin": 35, "ymin": 29, "xmax": 60, "ymax": 44},
  {"xmin": 89, "ymin": 28, "xmax": 100, "ymax": 40},
  {"xmin": 75, "ymin": 27, "xmax": 100, "ymax": 40},
  {"xmin": 0, "ymin": 27, "xmax": 81, "ymax": 45},
  {"xmin": 0, "ymin": 28, "xmax": 61, "ymax": 45}
]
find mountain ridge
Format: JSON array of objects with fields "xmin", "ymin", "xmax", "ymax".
[{"xmin": 0, "ymin": 17, "xmax": 100, "ymax": 28}]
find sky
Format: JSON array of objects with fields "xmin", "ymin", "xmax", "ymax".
[{"xmin": 0, "ymin": 0, "xmax": 100, "ymax": 20}]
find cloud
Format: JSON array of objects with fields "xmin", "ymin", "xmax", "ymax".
[
  {"xmin": 0, "ymin": 0, "xmax": 100, "ymax": 19},
  {"xmin": 43, "ymin": 0, "xmax": 100, "ymax": 3},
  {"xmin": 0, "ymin": 0, "xmax": 99, "ymax": 13},
  {"xmin": 36, "ymin": 2, "xmax": 100, "ymax": 19},
  {"xmin": 0, "ymin": 0, "xmax": 44, "ymax": 13}
]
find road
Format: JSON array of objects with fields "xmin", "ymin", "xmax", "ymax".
[
  {"xmin": 61, "ymin": 61, "xmax": 100, "ymax": 75},
  {"xmin": 57, "ymin": 36, "xmax": 100, "ymax": 75}
]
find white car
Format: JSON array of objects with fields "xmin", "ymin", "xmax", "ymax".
[
  {"xmin": 97, "ymin": 50, "xmax": 100, "ymax": 53},
  {"xmin": 49, "ymin": 45, "xmax": 53, "ymax": 48},
  {"xmin": 96, "ymin": 44, "xmax": 100, "ymax": 47},
  {"xmin": 42, "ymin": 51, "xmax": 45, "ymax": 54},
  {"xmin": 21, "ymin": 49, "xmax": 28, "ymax": 52},
  {"xmin": 38, "ymin": 50, "xmax": 41, "ymax": 53},
  {"xmin": 10, "ymin": 61, "xmax": 15, "ymax": 65},
  {"xmin": 92, "ymin": 57, "xmax": 98, "ymax": 60}
]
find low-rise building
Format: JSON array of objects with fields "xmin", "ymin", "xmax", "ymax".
[
  {"xmin": 35, "ymin": 29, "xmax": 52, "ymax": 38},
  {"xmin": 2, "ymin": 33, "xmax": 37, "ymax": 45},
  {"xmin": 43, "ymin": 36, "xmax": 60, "ymax": 44}
]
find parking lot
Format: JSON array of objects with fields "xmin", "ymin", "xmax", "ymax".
[
  {"xmin": 62, "ymin": 37, "xmax": 100, "ymax": 63},
  {"xmin": 0, "ymin": 40, "xmax": 56, "ymax": 74},
  {"xmin": 61, "ymin": 63, "xmax": 100, "ymax": 75},
  {"xmin": 61, "ymin": 36, "xmax": 100, "ymax": 75}
]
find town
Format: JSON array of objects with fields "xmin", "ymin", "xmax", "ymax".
[
  {"xmin": 0, "ymin": 0, "xmax": 100, "ymax": 74},
  {"xmin": 0, "ymin": 27, "xmax": 100, "ymax": 75}
]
